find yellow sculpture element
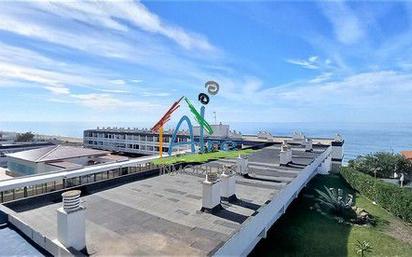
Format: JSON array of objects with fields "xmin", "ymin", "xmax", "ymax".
[{"xmin": 159, "ymin": 126, "xmax": 163, "ymax": 158}]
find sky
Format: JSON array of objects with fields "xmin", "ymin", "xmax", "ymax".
[{"xmin": 0, "ymin": 0, "xmax": 411, "ymax": 124}]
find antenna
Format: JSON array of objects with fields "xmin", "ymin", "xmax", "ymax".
[{"xmin": 213, "ymin": 111, "xmax": 217, "ymax": 124}]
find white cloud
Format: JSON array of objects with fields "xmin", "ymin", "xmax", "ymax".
[
  {"xmin": 200, "ymin": 69, "xmax": 412, "ymax": 122},
  {"xmin": 98, "ymin": 89, "xmax": 129, "ymax": 94},
  {"xmin": 44, "ymin": 86, "xmax": 70, "ymax": 95},
  {"xmin": 286, "ymin": 59, "xmax": 318, "ymax": 69},
  {"xmin": 70, "ymin": 93, "xmax": 159, "ymax": 110},
  {"xmin": 0, "ymin": 58, "xmax": 122, "ymax": 93},
  {"xmin": 0, "ymin": 42, "xmax": 137, "ymax": 96},
  {"xmin": 141, "ymin": 92, "xmax": 171, "ymax": 97},
  {"xmin": 309, "ymin": 73, "xmax": 333, "ymax": 84},
  {"xmin": 286, "ymin": 56, "xmax": 320, "ymax": 69},
  {"xmin": 319, "ymin": 1, "xmax": 364, "ymax": 44},
  {"xmin": 308, "ymin": 56, "xmax": 319, "ymax": 62},
  {"xmin": 24, "ymin": 0, "xmax": 215, "ymax": 52},
  {"xmin": 260, "ymin": 70, "xmax": 412, "ymax": 108},
  {"xmin": 110, "ymin": 80, "xmax": 126, "ymax": 85}
]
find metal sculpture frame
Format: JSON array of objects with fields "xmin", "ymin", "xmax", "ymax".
[{"xmin": 168, "ymin": 115, "xmax": 196, "ymax": 156}]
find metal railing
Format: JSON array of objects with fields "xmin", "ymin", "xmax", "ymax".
[{"xmin": 0, "ymin": 156, "xmax": 159, "ymax": 203}]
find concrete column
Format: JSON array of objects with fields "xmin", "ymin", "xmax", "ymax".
[
  {"xmin": 57, "ymin": 190, "xmax": 86, "ymax": 251},
  {"xmin": 201, "ymin": 172, "xmax": 222, "ymax": 212}
]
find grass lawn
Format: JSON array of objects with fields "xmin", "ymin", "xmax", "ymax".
[
  {"xmin": 250, "ymin": 174, "xmax": 412, "ymax": 257},
  {"xmin": 151, "ymin": 148, "xmax": 256, "ymax": 165}
]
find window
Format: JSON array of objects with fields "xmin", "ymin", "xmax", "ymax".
[{"xmin": 8, "ymin": 161, "xmax": 35, "ymax": 175}]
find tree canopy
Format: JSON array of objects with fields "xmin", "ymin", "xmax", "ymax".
[
  {"xmin": 348, "ymin": 152, "xmax": 412, "ymax": 178},
  {"xmin": 15, "ymin": 132, "xmax": 35, "ymax": 142}
]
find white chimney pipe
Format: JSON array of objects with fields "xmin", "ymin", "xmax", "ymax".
[
  {"xmin": 280, "ymin": 142, "xmax": 292, "ymax": 166},
  {"xmin": 57, "ymin": 190, "xmax": 86, "ymax": 251},
  {"xmin": 201, "ymin": 172, "xmax": 222, "ymax": 212},
  {"xmin": 221, "ymin": 165, "xmax": 237, "ymax": 202},
  {"xmin": 305, "ymin": 138, "xmax": 313, "ymax": 152},
  {"xmin": 236, "ymin": 155, "xmax": 248, "ymax": 175}
]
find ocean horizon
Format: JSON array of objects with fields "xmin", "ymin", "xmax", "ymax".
[{"xmin": 1, "ymin": 121, "xmax": 411, "ymax": 163}]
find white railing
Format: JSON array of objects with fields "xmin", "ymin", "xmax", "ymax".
[
  {"xmin": 0, "ymin": 155, "xmax": 159, "ymax": 192},
  {"xmin": 214, "ymin": 146, "xmax": 332, "ymax": 256}
]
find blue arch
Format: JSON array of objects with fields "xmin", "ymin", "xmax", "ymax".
[
  {"xmin": 168, "ymin": 115, "xmax": 195, "ymax": 156},
  {"xmin": 220, "ymin": 141, "xmax": 237, "ymax": 151}
]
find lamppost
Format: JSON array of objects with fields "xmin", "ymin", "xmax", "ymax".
[{"xmin": 372, "ymin": 167, "xmax": 381, "ymax": 205}]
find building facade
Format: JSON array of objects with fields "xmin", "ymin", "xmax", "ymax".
[
  {"xmin": 6, "ymin": 145, "xmax": 125, "ymax": 176},
  {"xmin": 83, "ymin": 124, "xmax": 241, "ymax": 155},
  {"xmin": 83, "ymin": 128, "xmax": 192, "ymax": 155}
]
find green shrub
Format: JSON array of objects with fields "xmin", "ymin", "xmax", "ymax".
[
  {"xmin": 355, "ymin": 240, "xmax": 373, "ymax": 257},
  {"xmin": 315, "ymin": 186, "xmax": 354, "ymax": 221},
  {"xmin": 341, "ymin": 166, "xmax": 412, "ymax": 223}
]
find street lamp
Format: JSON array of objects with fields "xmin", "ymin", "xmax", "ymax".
[{"xmin": 372, "ymin": 167, "xmax": 381, "ymax": 205}]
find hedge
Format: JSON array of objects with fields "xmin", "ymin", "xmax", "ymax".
[{"xmin": 341, "ymin": 166, "xmax": 412, "ymax": 223}]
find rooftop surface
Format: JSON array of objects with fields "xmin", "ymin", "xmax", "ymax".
[
  {"xmin": 5, "ymin": 145, "xmax": 327, "ymax": 256},
  {"xmin": 0, "ymin": 226, "xmax": 44, "ymax": 256},
  {"xmin": 0, "ymin": 142, "xmax": 54, "ymax": 149},
  {"xmin": 6, "ymin": 145, "xmax": 109, "ymax": 163},
  {"xmin": 401, "ymin": 150, "xmax": 412, "ymax": 160}
]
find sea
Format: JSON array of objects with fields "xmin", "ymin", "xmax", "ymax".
[{"xmin": 1, "ymin": 121, "xmax": 411, "ymax": 164}]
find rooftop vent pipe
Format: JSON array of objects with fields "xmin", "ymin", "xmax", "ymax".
[
  {"xmin": 304, "ymin": 138, "xmax": 313, "ymax": 152},
  {"xmin": 57, "ymin": 190, "xmax": 86, "ymax": 251},
  {"xmin": 236, "ymin": 155, "xmax": 249, "ymax": 175},
  {"xmin": 201, "ymin": 171, "xmax": 222, "ymax": 212},
  {"xmin": 221, "ymin": 165, "xmax": 237, "ymax": 202},
  {"xmin": 280, "ymin": 141, "xmax": 292, "ymax": 166}
]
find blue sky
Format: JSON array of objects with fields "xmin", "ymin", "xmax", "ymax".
[{"xmin": 0, "ymin": 0, "xmax": 411, "ymax": 124}]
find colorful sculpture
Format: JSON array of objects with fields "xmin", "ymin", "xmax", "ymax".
[
  {"xmin": 151, "ymin": 81, "xmax": 225, "ymax": 157},
  {"xmin": 151, "ymin": 97, "xmax": 184, "ymax": 157},
  {"xmin": 151, "ymin": 96, "xmax": 214, "ymax": 157}
]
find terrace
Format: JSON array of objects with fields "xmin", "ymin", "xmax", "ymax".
[{"xmin": 1, "ymin": 144, "xmax": 331, "ymax": 256}]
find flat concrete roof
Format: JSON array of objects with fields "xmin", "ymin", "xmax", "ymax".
[
  {"xmin": 5, "ymin": 145, "xmax": 327, "ymax": 256},
  {"xmin": 6, "ymin": 145, "xmax": 109, "ymax": 163},
  {"xmin": 0, "ymin": 167, "xmax": 13, "ymax": 181}
]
